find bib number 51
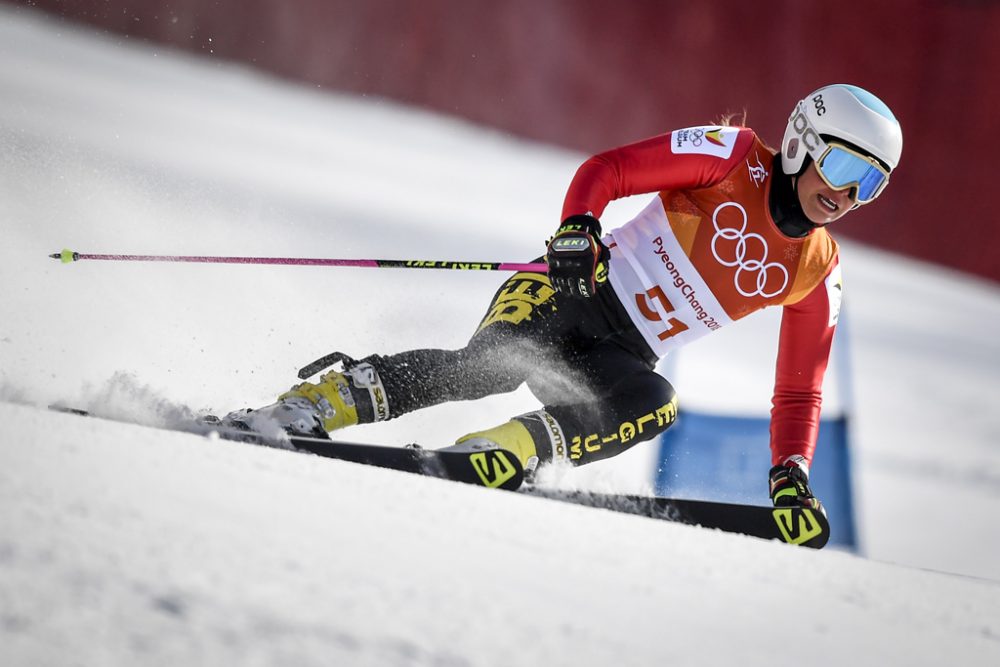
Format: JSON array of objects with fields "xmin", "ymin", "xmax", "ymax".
[{"xmin": 636, "ymin": 286, "xmax": 689, "ymax": 341}]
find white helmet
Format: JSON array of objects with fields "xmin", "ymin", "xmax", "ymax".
[{"xmin": 781, "ymin": 84, "xmax": 902, "ymax": 175}]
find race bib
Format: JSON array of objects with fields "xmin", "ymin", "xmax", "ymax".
[{"xmin": 825, "ymin": 263, "xmax": 843, "ymax": 327}]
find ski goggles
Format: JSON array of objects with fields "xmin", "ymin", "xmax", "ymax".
[{"xmin": 815, "ymin": 142, "xmax": 890, "ymax": 205}]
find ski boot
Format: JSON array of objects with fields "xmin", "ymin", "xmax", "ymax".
[
  {"xmin": 447, "ymin": 415, "xmax": 554, "ymax": 481},
  {"xmin": 769, "ymin": 455, "xmax": 826, "ymax": 515},
  {"xmin": 219, "ymin": 358, "xmax": 386, "ymax": 439},
  {"xmin": 216, "ymin": 396, "xmax": 335, "ymax": 440}
]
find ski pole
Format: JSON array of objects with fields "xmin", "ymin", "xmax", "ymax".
[{"xmin": 49, "ymin": 249, "xmax": 548, "ymax": 273}]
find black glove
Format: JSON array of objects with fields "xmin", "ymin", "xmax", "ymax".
[
  {"xmin": 768, "ymin": 460, "xmax": 826, "ymax": 515},
  {"xmin": 546, "ymin": 214, "xmax": 609, "ymax": 298}
]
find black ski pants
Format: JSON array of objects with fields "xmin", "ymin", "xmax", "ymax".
[{"xmin": 358, "ymin": 268, "xmax": 678, "ymax": 466}]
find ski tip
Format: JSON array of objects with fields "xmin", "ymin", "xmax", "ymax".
[{"xmin": 49, "ymin": 249, "xmax": 79, "ymax": 263}]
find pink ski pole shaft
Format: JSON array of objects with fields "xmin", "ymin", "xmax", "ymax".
[{"xmin": 49, "ymin": 249, "xmax": 548, "ymax": 273}]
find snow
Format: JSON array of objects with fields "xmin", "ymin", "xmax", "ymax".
[
  {"xmin": 1, "ymin": 6, "xmax": 999, "ymax": 664},
  {"xmin": 3, "ymin": 402, "xmax": 999, "ymax": 666}
]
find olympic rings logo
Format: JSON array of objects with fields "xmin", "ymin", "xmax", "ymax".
[{"xmin": 710, "ymin": 202, "xmax": 789, "ymax": 298}]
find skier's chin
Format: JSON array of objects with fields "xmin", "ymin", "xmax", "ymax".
[{"xmin": 803, "ymin": 197, "xmax": 850, "ymax": 225}]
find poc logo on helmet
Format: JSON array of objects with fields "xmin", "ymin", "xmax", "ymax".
[
  {"xmin": 786, "ymin": 104, "xmax": 822, "ymax": 161},
  {"xmin": 812, "ymin": 94, "xmax": 827, "ymax": 116}
]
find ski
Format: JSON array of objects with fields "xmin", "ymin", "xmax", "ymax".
[
  {"xmin": 282, "ymin": 434, "xmax": 524, "ymax": 490},
  {"xmin": 49, "ymin": 405, "xmax": 825, "ymax": 543},
  {"xmin": 519, "ymin": 487, "xmax": 830, "ymax": 548},
  {"xmin": 48, "ymin": 405, "xmax": 524, "ymax": 490}
]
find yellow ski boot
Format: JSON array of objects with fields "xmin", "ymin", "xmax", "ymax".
[
  {"xmin": 279, "ymin": 370, "xmax": 359, "ymax": 432},
  {"xmin": 449, "ymin": 419, "xmax": 540, "ymax": 471},
  {"xmin": 220, "ymin": 360, "xmax": 388, "ymax": 438}
]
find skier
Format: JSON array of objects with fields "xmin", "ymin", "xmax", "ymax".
[{"xmin": 224, "ymin": 83, "xmax": 902, "ymax": 512}]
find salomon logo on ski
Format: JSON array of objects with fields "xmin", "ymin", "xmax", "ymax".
[
  {"xmin": 772, "ymin": 508, "xmax": 824, "ymax": 545},
  {"xmin": 469, "ymin": 450, "xmax": 518, "ymax": 488}
]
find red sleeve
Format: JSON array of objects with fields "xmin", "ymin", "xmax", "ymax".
[
  {"xmin": 561, "ymin": 128, "xmax": 757, "ymax": 220},
  {"xmin": 769, "ymin": 263, "xmax": 839, "ymax": 467}
]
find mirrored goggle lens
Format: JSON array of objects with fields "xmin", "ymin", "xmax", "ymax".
[{"xmin": 819, "ymin": 147, "xmax": 888, "ymax": 202}]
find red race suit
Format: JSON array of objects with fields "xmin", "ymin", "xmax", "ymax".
[{"xmin": 562, "ymin": 126, "xmax": 843, "ymax": 467}]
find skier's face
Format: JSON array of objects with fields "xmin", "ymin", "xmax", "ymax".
[{"xmin": 796, "ymin": 162, "xmax": 856, "ymax": 224}]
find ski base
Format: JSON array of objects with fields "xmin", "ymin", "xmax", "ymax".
[{"xmin": 520, "ymin": 487, "xmax": 830, "ymax": 548}]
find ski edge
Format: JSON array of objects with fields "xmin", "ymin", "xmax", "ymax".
[{"xmin": 520, "ymin": 487, "xmax": 830, "ymax": 548}]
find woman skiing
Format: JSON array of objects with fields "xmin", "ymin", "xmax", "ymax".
[{"xmin": 225, "ymin": 83, "xmax": 902, "ymax": 511}]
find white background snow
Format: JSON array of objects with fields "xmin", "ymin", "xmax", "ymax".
[{"xmin": 1, "ymin": 6, "xmax": 998, "ymax": 665}]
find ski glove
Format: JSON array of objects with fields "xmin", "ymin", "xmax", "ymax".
[
  {"xmin": 546, "ymin": 214, "xmax": 610, "ymax": 298},
  {"xmin": 769, "ymin": 460, "xmax": 826, "ymax": 515}
]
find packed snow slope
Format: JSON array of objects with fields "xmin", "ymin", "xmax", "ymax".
[
  {"xmin": 3, "ymin": 402, "xmax": 999, "ymax": 667},
  {"xmin": 1, "ymin": 6, "xmax": 999, "ymax": 665}
]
